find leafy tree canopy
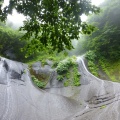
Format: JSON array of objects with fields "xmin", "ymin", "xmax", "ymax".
[
  {"xmin": 78, "ymin": 0, "xmax": 120, "ymax": 60},
  {"xmin": 0, "ymin": 21, "xmax": 27, "ymax": 61},
  {"xmin": 0, "ymin": 0, "xmax": 100, "ymax": 56}
]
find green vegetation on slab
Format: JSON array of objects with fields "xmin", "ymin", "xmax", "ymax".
[
  {"xmin": 27, "ymin": 51, "xmax": 68, "ymax": 88},
  {"xmin": 64, "ymin": 80, "xmax": 69, "ymax": 87},
  {"xmin": 31, "ymin": 75, "xmax": 47, "ymax": 88},
  {"xmin": 85, "ymin": 51, "xmax": 99, "ymax": 77},
  {"xmin": 86, "ymin": 52, "xmax": 120, "ymax": 82},
  {"xmin": 56, "ymin": 57, "xmax": 76, "ymax": 75},
  {"xmin": 98, "ymin": 58, "xmax": 120, "ymax": 82},
  {"xmin": 100, "ymin": 105, "xmax": 106, "ymax": 109},
  {"xmin": 73, "ymin": 67, "xmax": 81, "ymax": 86},
  {"xmin": 56, "ymin": 56, "xmax": 81, "ymax": 87},
  {"xmin": 30, "ymin": 66, "xmax": 51, "ymax": 88},
  {"xmin": 57, "ymin": 75, "xmax": 64, "ymax": 81}
]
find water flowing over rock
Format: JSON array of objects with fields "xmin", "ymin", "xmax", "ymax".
[{"xmin": 0, "ymin": 56, "xmax": 120, "ymax": 120}]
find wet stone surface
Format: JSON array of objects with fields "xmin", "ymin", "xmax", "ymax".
[{"xmin": 0, "ymin": 56, "xmax": 120, "ymax": 120}]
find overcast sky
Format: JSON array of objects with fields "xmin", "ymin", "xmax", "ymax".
[
  {"xmin": 3, "ymin": 0, "xmax": 105, "ymax": 27},
  {"xmin": 92, "ymin": 0, "xmax": 104, "ymax": 6},
  {"xmin": 81, "ymin": 0, "xmax": 105, "ymax": 21}
]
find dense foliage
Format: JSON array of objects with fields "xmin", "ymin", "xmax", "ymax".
[
  {"xmin": 80, "ymin": 0, "xmax": 120, "ymax": 60},
  {"xmin": 0, "ymin": 22, "xmax": 27, "ymax": 61},
  {"xmin": 0, "ymin": 0, "xmax": 100, "ymax": 56},
  {"xmin": 74, "ymin": 0, "xmax": 120, "ymax": 82},
  {"xmin": 31, "ymin": 75, "xmax": 47, "ymax": 88},
  {"xmin": 85, "ymin": 51, "xmax": 98, "ymax": 76},
  {"xmin": 56, "ymin": 56, "xmax": 81, "ymax": 87},
  {"xmin": 57, "ymin": 57, "xmax": 75, "ymax": 74}
]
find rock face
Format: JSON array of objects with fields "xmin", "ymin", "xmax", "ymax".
[
  {"xmin": 0, "ymin": 56, "xmax": 120, "ymax": 120},
  {"xmin": 31, "ymin": 61, "xmax": 53, "ymax": 77},
  {"xmin": 31, "ymin": 61, "xmax": 54, "ymax": 87}
]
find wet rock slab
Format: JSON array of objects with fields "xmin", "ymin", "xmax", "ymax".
[{"xmin": 0, "ymin": 56, "xmax": 120, "ymax": 120}]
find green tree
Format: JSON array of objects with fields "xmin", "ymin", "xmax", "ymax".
[
  {"xmin": 77, "ymin": 0, "xmax": 120, "ymax": 60},
  {"xmin": 0, "ymin": 22, "xmax": 27, "ymax": 61},
  {"xmin": 0, "ymin": 0, "xmax": 100, "ymax": 56}
]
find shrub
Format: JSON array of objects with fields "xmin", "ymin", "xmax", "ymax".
[
  {"xmin": 52, "ymin": 61, "xmax": 59, "ymax": 68},
  {"xmin": 100, "ymin": 105, "xmax": 106, "ymax": 109},
  {"xmin": 57, "ymin": 62, "xmax": 68, "ymax": 74},
  {"xmin": 56, "ymin": 57, "xmax": 76, "ymax": 75},
  {"xmin": 56, "ymin": 56, "xmax": 81, "ymax": 87},
  {"xmin": 31, "ymin": 75, "xmax": 46, "ymax": 88},
  {"xmin": 64, "ymin": 80, "xmax": 69, "ymax": 87},
  {"xmin": 73, "ymin": 67, "xmax": 81, "ymax": 86},
  {"xmin": 85, "ymin": 50, "xmax": 96, "ymax": 61},
  {"xmin": 57, "ymin": 75, "xmax": 64, "ymax": 81},
  {"xmin": 86, "ymin": 51, "xmax": 98, "ymax": 76}
]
